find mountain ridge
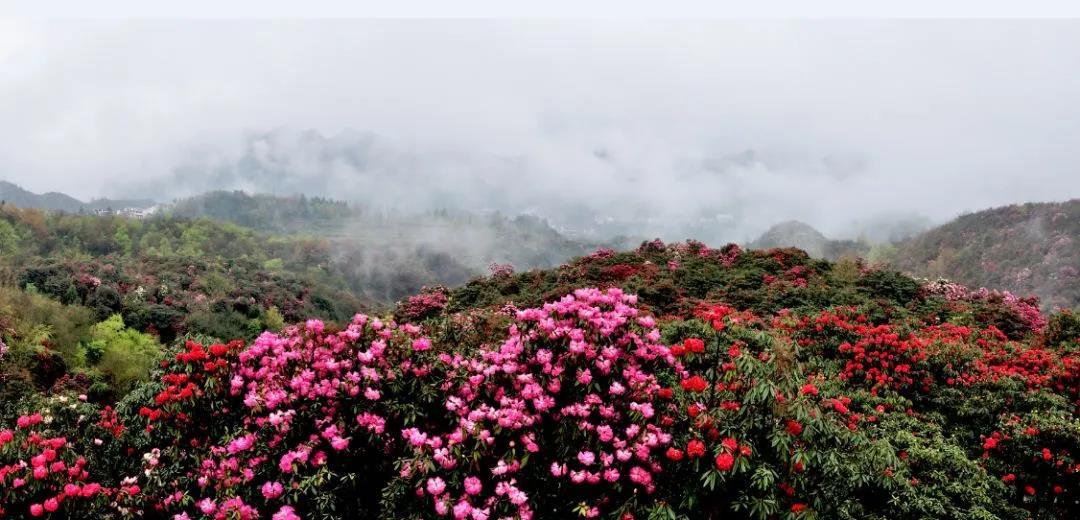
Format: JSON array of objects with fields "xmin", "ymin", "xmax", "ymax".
[{"xmin": 0, "ymin": 180, "xmax": 156, "ymax": 212}]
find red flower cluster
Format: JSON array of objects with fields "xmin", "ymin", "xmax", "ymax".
[
  {"xmin": 0, "ymin": 420, "xmax": 113, "ymax": 518},
  {"xmin": 713, "ymin": 437, "xmax": 751, "ymax": 471},
  {"xmin": 680, "ymin": 376, "xmax": 708, "ymax": 393},
  {"xmin": 670, "ymin": 338, "xmax": 706, "ymax": 357},
  {"xmin": 139, "ymin": 340, "xmax": 244, "ymax": 430}
]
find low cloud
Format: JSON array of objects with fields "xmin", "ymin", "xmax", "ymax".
[{"xmin": 1, "ymin": 19, "xmax": 1079, "ymax": 242}]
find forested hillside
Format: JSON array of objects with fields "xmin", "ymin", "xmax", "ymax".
[
  {"xmin": 169, "ymin": 191, "xmax": 355, "ymax": 234},
  {"xmin": 166, "ymin": 190, "xmax": 631, "ymax": 301},
  {"xmin": 890, "ymin": 200, "xmax": 1080, "ymax": 311},
  {"xmin": 0, "ymin": 203, "xmax": 366, "ymax": 405},
  {"xmin": 748, "ymin": 221, "xmax": 870, "ymax": 261}
]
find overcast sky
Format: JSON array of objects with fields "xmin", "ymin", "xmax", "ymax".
[{"xmin": 1, "ymin": 19, "xmax": 1079, "ymax": 239}]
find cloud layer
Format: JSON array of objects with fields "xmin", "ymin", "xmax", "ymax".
[{"xmin": 1, "ymin": 19, "xmax": 1079, "ymax": 241}]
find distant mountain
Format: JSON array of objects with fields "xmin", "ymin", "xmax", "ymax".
[
  {"xmin": 0, "ymin": 181, "xmax": 155, "ymax": 212},
  {"xmin": 0, "ymin": 181, "xmax": 85, "ymax": 211},
  {"xmin": 749, "ymin": 220, "xmax": 870, "ymax": 260},
  {"xmin": 890, "ymin": 199, "xmax": 1080, "ymax": 310}
]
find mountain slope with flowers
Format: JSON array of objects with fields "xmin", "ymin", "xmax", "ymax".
[
  {"xmin": 747, "ymin": 201, "xmax": 1080, "ymax": 311},
  {"xmin": 890, "ymin": 199, "xmax": 1080, "ymax": 311},
  {"xmin": 2, "ymin": 239, "xmax": 1080, "ymax": 519}
]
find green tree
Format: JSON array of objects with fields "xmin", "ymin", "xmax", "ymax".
[
  {"xmin": 867, "ymin": 242, "xmax": 898, "ymax": 265},
  {"xmin": 262, "ymin": 305, "xmax": 285, "ymax": 331},
  {"xmin": 179, "ymin": 222, "xmax": 212, "ymax": 256},
  {"xmin": 89, "ymin": 314, "xmax": 161, "ymax": 391},
  {"xmin": 262, "ymin": 258, "xmax": 285, "ymax": 271},
  {"xmin": 0, "ymin": 219, "xmax": 20, "ymax": 255},
  {"xmin": 113, "ymin": 224, "xmax": 133, "ymax": 256}
]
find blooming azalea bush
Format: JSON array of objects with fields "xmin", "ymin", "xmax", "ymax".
[
  {"xmin": 980, "ymin": 411, "xmax": 1080, "ymax": 517},
  {"xmin": 660, "ymin": 308, "xmax": 905, "ymax": 519},
  {"xmin": 0, "ymin": 398, "xmax": 143, "ymax": 519},
  {"xmin": 395, "ymin": 285, "xmax": 450, "ymax": 322},
  {"xmin": 385, "ymin": 288, "xmax": 678, "ymax": 519}
]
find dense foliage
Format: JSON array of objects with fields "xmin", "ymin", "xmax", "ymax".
[
  {"xmin": 0, "ymin": 204, "xmax": 364, "ymax": 401},
  {"xmin": 169, "ymin": 192, "xmax": 355, "ymax": 234},
  {"xmin": 3, "ymin": 237, "xmax": 1079, "ymax": 519}
]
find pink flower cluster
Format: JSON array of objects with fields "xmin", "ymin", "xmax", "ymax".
[
  {"xmin": 397, "ymin": 286, "xmax": 450, "ymax": 321},
  {"xmin": 923, "ymin": 279, "xmax": 1047, "ymax": 332},
  {"xmin": 488, "ymin": 263, "xmax": 515, "ymax": 278},
  {"xmin": 176, "ymin": 314, "xmax": 427, "ymax": 518},
  {"xmin": 398, "ymin": 287, "xmax": 677, "ymax": 518}
]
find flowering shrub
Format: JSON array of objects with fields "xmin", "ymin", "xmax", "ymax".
[
  {"xmin": 489, "ymin": 263, "xmax": 514, "ymax": 278},
  {"xmin": 923, "ymin": 279, "xmax": 1047, "ymax": 336},
  {"xmin": 0, "ymin": 432, "xmax": 105, "ymax": 518},
  {"xmin": 661, "ymin": 307, "xmax": 906, "ymax": 518},
  {"xmin": 387, "ymin": 288, "xmax": 677, "ymax": 519},
  {"xmin": 395, "ymin": 285, "xmax": 450, "ymax": 322},
  {"xmin": 0, "ymin": 401, "xmax": 139, "ymax": 519}
]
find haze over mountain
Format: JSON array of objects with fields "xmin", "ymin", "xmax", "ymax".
[
  {"xmin": 0, "ymin": 181, "xmax": 155, "ymax": 213},
  {"xmin": 3, "ymin": 20, "xmax": 1080, "ymax": 243},
  {"xmin": 749, "ymin": 220, "xmax": 868, "ymax": 260}
]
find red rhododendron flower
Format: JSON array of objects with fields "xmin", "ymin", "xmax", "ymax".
[
  {"xmin": 715, "ymin": 452, "xmax": 735, "ymax": 471},
  {"xmin": 779, "ymin": 482, "xmax": 795, "ymax": 496},
  {"xmin": 791, "ymin": 503, "xmax": 808, "ymax": 513},
  {"xmin": 786, "ymin": 419, "xmax": 803, "ymax": 436},
  {"xmin": 800, "ymin": 383, "xmax": 819, "ymax": 396},
  {"xmin": 687, "ymin": 440, "xmax": 706, "ymax": 459},
  {"xmin": 681, "ymin": 376, "xmax": 708, "ymax": 393},
  {"xmin": 665, "ymin": 448, "xmax": 684, "ymax": 461},
  {"xmin": 684, "ymin": 338, "xmax": 705, "ymax": 353}
]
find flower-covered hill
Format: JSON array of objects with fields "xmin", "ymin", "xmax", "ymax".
[
  {"xmin": 446, "ymin": 240, "xmax": 1051, "ymax": 339},
  {"xmin": 890, "ymin": 199, "xmax": 1080, "ymax": 311},
  {"xmin": 2, "ymin": 240, "xmax": 1080, "ymax": 520}
]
